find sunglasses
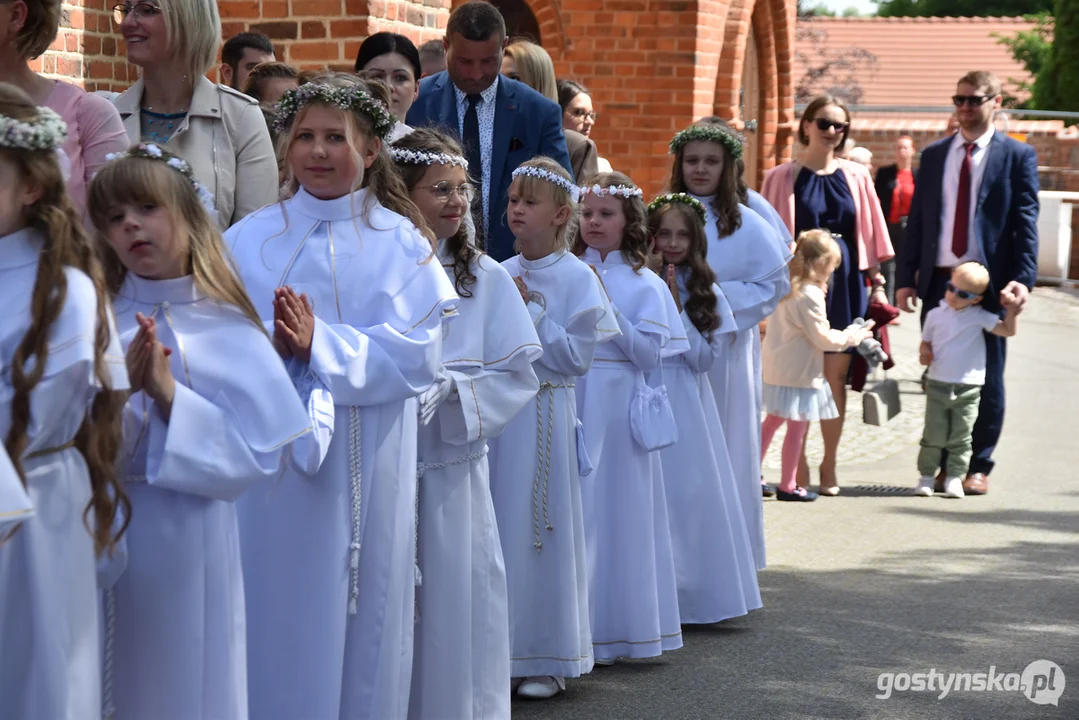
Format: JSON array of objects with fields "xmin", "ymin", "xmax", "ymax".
[
  {"xmin": 952, "ymin": 95, "xmax": 993, "ymax": 107},
  {"xmin": 946, "ymin": 281, "xmax": 980, "ymax": 300},
  {"xmin": 813, "ymin": 118, "xmax": 848, "ymax": 133}
]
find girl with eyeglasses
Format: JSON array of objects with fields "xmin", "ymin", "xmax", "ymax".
[
  {"xmin": 0, "ymin": 0, "xmax": 128, "ymax": 214},
  {"xmin": 391, "ymin": 128, "xmax": 542, "ymax": 720},
  {"xmin": 760, "ymin": 93, "xmax": 894, "ymax": 497}
]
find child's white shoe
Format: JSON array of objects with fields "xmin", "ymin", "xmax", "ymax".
[
  {"xmin": 516, "ymin": 676, "xmax": 565, "ymax": 699},
  {"xmin": 915, "ymin": 476, "xmax": 935, "ymax": 496},
  {"xmin": 943, "ymin": 476, "xmax": 965, "ymax": 499}
]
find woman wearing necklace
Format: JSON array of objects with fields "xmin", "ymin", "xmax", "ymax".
[
  {"xmin": 0, "ymin": 0, "xmax": 129, "ymax": 214},
  {"xmin": 112, "ymin": 0, "xmax": 278, "ymax": 229},
  {"xmin": 760, "ymin": 94, "xmax": 893, "ymax": 496}
]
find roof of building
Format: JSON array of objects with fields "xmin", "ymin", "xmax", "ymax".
[{"xmin": 795, "ymin": 16, "xmax": 1040, "ymax": 114}]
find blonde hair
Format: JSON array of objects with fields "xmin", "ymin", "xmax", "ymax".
[
  {"xmin": 5, "ymin": 0, "xmax": 61, "ymax": 60},
  {"xmin": 278, "ymin": 72, "xmax": 433, "ymax": 246},
  {"xmin": 508, "ymin": 156, "xmax": 578, "ymax": 251},
  {"xmin": 87, "ymin": 154, "xmax": 266, "ymax": 336},
  {"xmin": 788, "ymin": 229, "xmax": 841, "ymax": 297},
  {"xmin": 953, "ymin": 261, "xmax": 990, "ymax": 295},
  {"xmin": 503, "ymin": 40, "xmax": 558, "ymax": 102},
  {"xmin": 0, "ymin": 83, "xmax": 128, "ymax": 555},
  {"xmin": 156, "ymin": 0, "xmax": 222, "ymax": 79}
]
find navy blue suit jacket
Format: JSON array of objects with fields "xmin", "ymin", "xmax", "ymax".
[
  {"xmin": 406, "ymin": 72, "xmax": 573, "ymax": 261},
  {"xmin": 898, "ymin": 132, "xmax": 1039, "ymax": 313}
]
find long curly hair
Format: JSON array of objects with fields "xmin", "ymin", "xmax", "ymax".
[
  {"xmin": 647, "ymin": 201, "xmax": 721, "ymax": 340},
  {"xmin": 0, "ymin": 83, "xmax": 128, "ymax": 554},
  {"xmin": 667, "ymin": 117, "xmax": 743, "ymax": 239},
  {"xmin": 392, "ymin": 127, "xmax": 480, "ymax": 297},
  {"xmin": 574, "ymin": 171, "xmax": 651, "ymax": 272},
  {"xmin": 87, "ymin": 152, "xmax": 267, "ymax": 336},
  {"xmin": 278, "ymin": 72, "xmax": 434, "ymax": 247}
]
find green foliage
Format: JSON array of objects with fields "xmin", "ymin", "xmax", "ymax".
[
  {"xmin": 798, "ymin": 1, "xmax": 837, "ymax": 16},
  {"xmin": 874, "ymin": 0, "xmax": 1053, "ymax": 17},
  {"xmin": 1034, "ymin": 0, "xmax": 1079, "ymax": 120},
  {"xmin": 993, "ymin": 12, "xmax": 1053, "ymax": 108},
  {"xmin": 842, "ymin": 6, "xmax": 865, "ymax": 16}
]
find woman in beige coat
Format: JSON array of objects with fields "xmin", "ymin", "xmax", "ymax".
[{"xmin": 112, "ymin": 0, "xmax": 277, "ymax": 228}]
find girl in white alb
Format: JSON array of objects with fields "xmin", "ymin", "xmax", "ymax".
[
  {"xmin": 489, "ymin": 158, "xmax": 620, "ymax": 701},
  {"xmin": 646, "ymin": 193, "xmax": 763, "ymax": 623},
  {"xmin": 760, "ymin": 230, "xmax": 874, "ymax": 502},
  {"xmin": 226, "ymin": 75, "xmax": 458, "ymax": 719},
  {"xmin": 667, "ymin": 122, "xmax": 792, "ymax": 570},
  {"xmin": 0, "ymin": 87, "xmax": 128, "ymax": 720},
  {"xmin": 392, "ymin": 129, "xmax": 542, "ymax": 719},
  {"xmin": 575, "ymin": 172, "xmax": 689, "ymax": 663},
  {"xmin": 87, "ymin": 145, "xmax": 313, "ymax": 720}
]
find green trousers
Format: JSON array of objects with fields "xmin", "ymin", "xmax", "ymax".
[{"xmin": 918, "ymin": 379, "xmax": 983, "ymax": 478}]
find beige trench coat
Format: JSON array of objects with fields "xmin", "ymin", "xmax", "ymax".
[{"xmin": 115, "ymin": 76, "xmax": 278, "ymax": 229}]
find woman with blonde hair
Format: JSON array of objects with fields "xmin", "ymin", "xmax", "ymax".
[
  {"xmin": 112, "ymin": 0, "xmax": 278, "ymax": 228},
  {"xmin": 0, "ymin": 0, "xmax": 128, "ymax": 212}
]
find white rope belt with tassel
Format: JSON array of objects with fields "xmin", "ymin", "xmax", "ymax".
[{"xmin": 532, "ymin": 381, "xmax": 573, "ymax": 552}]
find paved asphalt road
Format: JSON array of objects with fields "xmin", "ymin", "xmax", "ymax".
[{"xmin": 511, "ymin": 288, "xmax": 1079, "ymax": 719}]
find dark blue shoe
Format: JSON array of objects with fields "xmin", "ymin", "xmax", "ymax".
[
  {"xmin": 761, "ymin": 483, "xmax": 776, "ymax": 498},
  {"xmin": 776, "ymin": 487, "xmax": 818, "ymax": 502}
]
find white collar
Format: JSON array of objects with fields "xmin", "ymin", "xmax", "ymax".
[
  {"xmin": 289, "ymin": 186, "xmax": 405, "ymax": 231},
  {"xmin": 0, "ymin": 227, "xmax": 43, "ymax": 270},
  {"xmin": 518, "ymin": 248, "xmax": 567, "ymax": 271},
  {"xmin": 454, "ymin": 76, "xmax": 499, "ymax": 105},
  {"xmin": 953, "ymin": 125, "xmax": 995, "ymax": 152},
  {"xmin": 583, "ymin": 246, "xmax": 629, "ymax": 266},
  {"xmin": 120, "ymin": 273, "xmax": 206, "ymax": 306}
]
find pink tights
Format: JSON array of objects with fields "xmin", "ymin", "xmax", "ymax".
[{"xmin": 760, "ymin": 414, "xmax": 809, "ymax": 494}]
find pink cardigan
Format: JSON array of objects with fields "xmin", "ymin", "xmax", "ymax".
[{"xmin": 760, "ymin": 159, "xmax": 894, "ymax": 270}]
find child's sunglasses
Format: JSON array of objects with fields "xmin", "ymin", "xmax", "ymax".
[{"xmin": 946, "ymin": 281, "xmax": 979, "ymax": 300}]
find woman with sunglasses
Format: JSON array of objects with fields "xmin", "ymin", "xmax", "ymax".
[
  {"xmin": 0, "ymin": 0, "xmax": 129, "ymax": 214},
  {"xmin": 760, "ymin": 93, "xmax": 893, "ymax": 496},
  {"xmin": 111, "ymin": 0, "xmax": 278, "ymax": 229}
]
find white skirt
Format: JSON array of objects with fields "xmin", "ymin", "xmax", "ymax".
[{"xmin": 762, "ymin": 382, "xmax": 839, "ymax": 422}]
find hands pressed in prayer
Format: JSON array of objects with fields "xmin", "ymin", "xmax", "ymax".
[
  {"xmin": 418, "ymin": 369, "xmax": 454, "ymax": 426},
  {"xmin": 274, "ymin": 286, "xmax": 315, "ymax": 363},
  {"xmin": 513, "ymin": 276, "xmax": 529, "ymax": 305},
  {"xmin": 665, "ymin": 264, "xmax": 683, "ymax": 313},
  {"xmin": 127, "ymin": 313, "xmax": 176, "ymax": 416}
]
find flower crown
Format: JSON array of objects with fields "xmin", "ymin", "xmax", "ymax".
[
  {"xmin": 512, "ymin": 165, "xmax": 580, "ymax": 202},
  {"xmin": 647, "ymin": 193, "xmax": 707, "ymax": 225},
  {"xmin": 105, "ymin": 143, "xmax": 215, "ymax": 213},
  {"xmin": 580, "ymin": 183, "xmax": 644, "ymax": 199},
  {"xmin": 274, "ymin": 83, "xmax": 396, "ymax": 139},
  {"xmin": 389, "ymin": 146, "xmax": 469, "ymax": 170},
  {"xmin": 0, "ymin": 106, "xmax": 67, "ymax": 152},
  {"xmin": 669, "ymin": 124, "xmax": 745, "ymax": 160}
]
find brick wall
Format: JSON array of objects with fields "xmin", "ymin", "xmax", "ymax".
[{"xmin": 31, "ymin": 1, "xmax": 137, "ymax": 92}]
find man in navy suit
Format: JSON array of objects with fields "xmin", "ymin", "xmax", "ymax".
[
  {"xmin": 897, "ymin": 71, "xmax": 1039, "ymax": 496},
  {"xmin": 406, "ymin": 0, "xmax": 572, "ymax": 262}
]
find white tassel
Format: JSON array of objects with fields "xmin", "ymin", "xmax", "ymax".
[{"xmin": 349, "ymin": 545, "xmax": 360, "ymax": 571}]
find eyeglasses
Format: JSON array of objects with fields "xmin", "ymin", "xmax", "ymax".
[
  {"xmin": 952, "ymin": 95, "xmax": 992, "ymax": 107},
  {"xmin": 419, "ymin": 182, "xmax": 475, "ymax": 203},
  {"xmin": 571, "ymin": 109, "xmax": 598, "ymax": 121},
  {"xmin": 946, "ymin": 281, "xmax": 980, "ymax": 300},
  {"xmin": 112, "ymin": 2, "xmax": 160, "ymax": 24},
  {"xmin": 813, "ymin": 118, "xmax": 849, "ymax": 133}
]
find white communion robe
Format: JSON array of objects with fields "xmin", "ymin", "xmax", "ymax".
[
  {"xmin": 576, "ymin": 247, "xmax": 690, "ymax": 661},
  {"xmin": 101, "ymin": 274, "xmax": 312, "ymax": 720},
  {"xmin": 226, "ymin": 187, "xmax": 458, "ymax": 720},
  {"xmin": 0, "ymin": 228, "xmax": 127, "ymax": 720},
  {"xmin": 409, "ymin": 242, "xmax": 542, "ymax": 720},
  {"xmin": 489, "ymin": 249, "xmax": 619, "ymax": 679},
  {"xmin": 0, "ymin": 445, "xmax": 32, "ymax": 533},
  {"xmin": 649, "ymin": 269, "xmax": 762, "ymax": 623},
  {"xmin": 692, "ymin": 198, "xmax": 792, "ymax": 571}
]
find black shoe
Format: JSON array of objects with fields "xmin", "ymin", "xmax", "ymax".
[
  {"xmin": 776, "ymin": 487, "xmax": 818, "ymax": 502},
  {"xmin": 761, "ymin": 483, "xmax": 776, "ymax": 498}
]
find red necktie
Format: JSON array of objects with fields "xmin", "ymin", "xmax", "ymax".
[{"xmin": 952, "ymin": 142, "xmax": 975, "ymax": 258}]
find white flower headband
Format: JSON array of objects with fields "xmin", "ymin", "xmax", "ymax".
[
  {"xmin": 105, "ymin": 143, "xmax": 216, "ymax": 214},
  {"xmin": 0, "ymin": 106, "xmax": 67, "ymax": 152},
  {"xmin": 512, "ymin": 165, "xmax": 580, "ymax": 202},
  {"xmin": 389, "ymin": 146, "xmax": 469, "ymax": 169},
  {"xmin": 274, "ymin": 83, "xmax": 396, "ymax": 140},
  {"xmin": 580, "ymin": 183, "xmax": 644, "ymax": 199}
]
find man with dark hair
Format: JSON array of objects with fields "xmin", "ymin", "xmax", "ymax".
[
  {"xmin": 407, "ymin": 0, "xmax": 572, "ymax": 261},
  {"xmin": 221, "ymin": 31, "xmax": 275, "ymax": 92},
  {"xmin": 897, "ymin": 70, "xmax": 1038, "ymax": 496},
  {"xmin": 418, "ymin": 39, "xmax": 446, "ymax": 77}
]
